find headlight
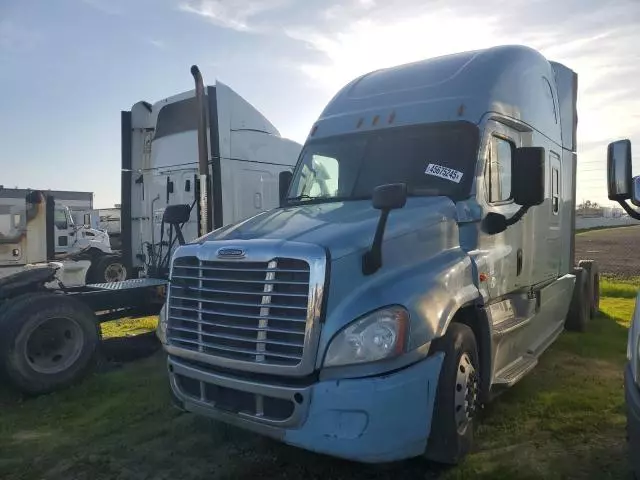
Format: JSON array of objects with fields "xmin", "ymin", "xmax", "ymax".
[
  {"xmin": 156, "ymin": 302, "xmax": 168, "ymax": 345},
  {"xmin": 323, "ymin": 306, "xmax": 409, "ymax": 368}
]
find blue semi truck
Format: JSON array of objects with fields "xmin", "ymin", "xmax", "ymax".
[{"xmin": 156, "ymin": 45, "xmax": 599, "ymax": 464}]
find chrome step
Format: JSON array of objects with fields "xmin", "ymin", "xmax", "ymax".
[
  {"xmin": 493, "ymin": 355, "xmax": 538, "ymax": 387},
  {"xmin": 493, "ymin": 314, "xmax": 534, "ymax": 336}
]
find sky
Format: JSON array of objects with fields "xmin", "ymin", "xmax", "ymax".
[{"xmin": 1, "ymin": 0, "xmax": 639, "ymax": 208}]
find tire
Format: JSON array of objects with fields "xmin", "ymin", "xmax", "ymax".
[
  {"xmin": 90, "ymin": 255, "xmax": 127, "ymax": 283},
  {"xmin": 0, "ymin": 293, "xmax": 100, "ymax": 395},
  {"xmin": 565, "ymin": 267, "xmax": 590, "ymax": 332},
  {"xmin": 424, "ymin": 323, "xmax": 480, "ymax": 465},
  {"xmin": 578, "ymin": 260, "xmax": 600, "ymax": 318}
]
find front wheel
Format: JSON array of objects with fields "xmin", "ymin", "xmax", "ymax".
[
  {"xmin": 424, "ymin": 322, "xmax": 480, "ymax": 465},
  {"xmin": 90, "ymin": 255, "xmax": 127, "ymax": 283}
]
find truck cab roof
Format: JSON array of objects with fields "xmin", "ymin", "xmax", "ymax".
[{"xmin": 312, "ymin": 45, "xmax": 576, "ymax": 152}]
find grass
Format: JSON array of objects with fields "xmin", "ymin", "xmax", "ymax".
[
  {"xmin": 576, "ymin": 224, "xmax": 639, "ymax": 235},
  {"xmin": 100, "ymin": 316, "xmax": 158, "ymax": 339},
  {"xmin": 601, "ymin": 279, "xmax": 639, "ymax": 299},
  {"xmin": 0, "ymin": 284, "xmax": 637, "ymax": 480}
]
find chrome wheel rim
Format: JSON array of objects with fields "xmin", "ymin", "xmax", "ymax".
[
  {"xmin": 454, "ymin": 352, "xmax": 478, "ymax": 434},
  {"xmin": 104, "ymin": 263, "xmax": 126, "ymax": 282}
]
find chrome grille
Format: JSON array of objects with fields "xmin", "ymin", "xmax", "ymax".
[{"xmin": 167, "ymin": 256, "xmax": 310, "ymax": 366}]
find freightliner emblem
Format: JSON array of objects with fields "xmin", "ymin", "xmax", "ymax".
[{"xmin": 216, "ymin": 247, "xmax": 246, "ymax": 259}]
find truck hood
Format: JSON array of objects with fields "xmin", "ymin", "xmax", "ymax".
[{"xmin": 201, "ymin": 196, "xmax": 458, "ymax": 260}]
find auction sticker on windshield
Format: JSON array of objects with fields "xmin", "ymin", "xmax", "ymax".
[{"xmin": 424, "ymin": 163, "xmax": 463, "ymax": 183}]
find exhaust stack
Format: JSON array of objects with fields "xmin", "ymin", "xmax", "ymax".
[{"xmin": 190, "ymin": 65, "xmax": 211, "ymax": 236}]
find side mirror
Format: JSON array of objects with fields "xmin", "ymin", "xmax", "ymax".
[
  {"xmin": 607, "ymin": 139, "xmax": 632, "ymax": 200},
  {"xmin": 163, "ymin": 204, "xmax": 190, "ymax": 225},
  {"xmin": 483, "ymin": 212, "xmax": 508, "ymax": 235},
  {"xmin": 631, "ymin": 176, "xmax": 640, "ymax": 207},
  {"xmin": 512, "ymin": 147, "xmax": 545, "ymax": 207},
  {"xmin": 362, "ymin": 183, "xmax": 407, "ymax": 276},
  {"xmin": 279, "ymin": 171, "xmax": 293, "ymax": 206},
  {"xmin": 372, "ymin": 183, "xmax": 407, "ymax": 210}
]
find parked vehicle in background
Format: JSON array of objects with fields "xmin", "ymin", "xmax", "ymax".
[
  {"xmin": 0, "ymin": 191, "xmax": 167, "ymax": 395},
  {"xmin": 95, "ymin": 207, "xmax": 122, "ymax": 249},
  {"xmin": 71, "ymin": 207, "xmax": 122, "ymax": 250},
  {"xmin": 158, "ymin": 45, "xmax": 599, "ymax": 464},
  {"xmin": 53, "ymin": 203, "xmax": 127, "ymax": 283},
  {"xmin": 0, "ymin": 65, "xmax": 301, "ymax": 396},
  {"xmin": 121, "ymin": 71, "xmax": 301, "ymax": 280},
  {"xmin": 606, "ymin": 138, "xmax": 640, "ymax": 478}
]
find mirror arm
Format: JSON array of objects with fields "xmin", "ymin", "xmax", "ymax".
[
  {"xmin": 506, "ymin": 206, "xmax": 530, "ymax": 226},
  {"xmin": 362, "ymin": 210, "xmax": 390, "ymax": 276},
  {"xmin": 618, "ymin": 200, "xmax": 640, "ymax": 221}
]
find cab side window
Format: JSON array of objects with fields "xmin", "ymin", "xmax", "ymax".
[
  {"xmin": 486, "ymin": 136, "xmax": 513, "ymax": 203},
  {"xmin": 297, "ymin": 155, "xmax": 340, "ymax": 198},
  {"xmin": 54, "ymin": 208, "xmax": 68, "ymax": 229}
]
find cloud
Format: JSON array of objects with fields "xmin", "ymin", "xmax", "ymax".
[
  {"xmin": 0, "ymin": 19, "xmax": 40, "ymax": 52},
  {"xmin": 283, "ymin": 0, "xmax": 640, "ymax": 203},
  {"xmin": 174, "ymin": 0, "xmax": 640, "ymax": 203},
  {"xmin": 178, "ymin": 0, "xmax": 290, "ymax": 32},
  {"xmin": 146, "ymin": 38, "xmax": 166, "ymax": 49}
]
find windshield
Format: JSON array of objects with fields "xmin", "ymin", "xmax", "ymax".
[{"xmin": 287, "ymin": 122, "xmax": 479, "ymax": 204}]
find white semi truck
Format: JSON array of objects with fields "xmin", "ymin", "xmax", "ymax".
[
  {"xmin": 53, "ymin": 203, "xmax": 127, "ymax": 283},
  {"xmin": 0, "ymin": 66, "xmax": 301, "ymax": 395},
  {"xmin": 121, "ymin": 69, "xmax": 301, "ymax": 280}
]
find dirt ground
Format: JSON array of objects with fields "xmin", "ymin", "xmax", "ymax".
[{"xmin": 575, "ymin": 226, "xmax": 640, "ymax": 279}]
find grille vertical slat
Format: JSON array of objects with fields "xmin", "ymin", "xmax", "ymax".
[{"xmin": 168, "ymin": 256, "xmax": 310, "ymax": 367}]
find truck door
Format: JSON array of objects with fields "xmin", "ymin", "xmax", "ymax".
[
  {"xmin": 547, "ymin": 151, "xmax": 562, "ymax": 277},
  {"xmin": 477, "ymin": 120, "xmax": 525, "ymax": 297}
]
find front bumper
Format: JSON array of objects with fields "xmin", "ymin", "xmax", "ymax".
[
  {"xmin": 625, "ymin": 363, "xmax": 640, "ymax": 476},
  {"xmin": 168, "ymin": 353, "xmax": 444, "ymax": 463}
]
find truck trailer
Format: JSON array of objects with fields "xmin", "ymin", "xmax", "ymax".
[
  {"xmin": 158, "ymin": 45, "xmax": 599, "ymax": 464},
  {"xmin": 0, "ymin": 66, "xmax": 301, "ymax": 395}
]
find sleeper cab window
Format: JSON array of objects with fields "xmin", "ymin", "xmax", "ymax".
[{"xmin": 486, "ymin": 136, "xmax": 513, "ymax": 204}]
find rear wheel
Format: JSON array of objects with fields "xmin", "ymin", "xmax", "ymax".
[
  {"xmin": 578, "ymin": 260, "xmax": 600, "ymax": 318},
  {"xmin": 424, "ymin": 323, "xmax": 480, "ymax": 465},
  {"xmin": 0, "ymin": 293, "xmax": 100, "ymax": 395},
  {"xmin": 90, "ymin": 255, "xmax": 127, "ymax": 283},
  {"xmin": 565, "ymin": 267, "xmax": 590, "ymax": 332}
]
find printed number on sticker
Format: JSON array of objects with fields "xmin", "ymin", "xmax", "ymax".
[{"xmin": 425, "ymin": 163, "xmax": 463, "ymax": 183}]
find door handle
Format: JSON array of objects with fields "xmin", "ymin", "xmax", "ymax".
[{"xmin": 517, "ymin": 248, "xmax": 523, "ymax": 276}]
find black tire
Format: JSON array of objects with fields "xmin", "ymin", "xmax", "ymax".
[
  {"xmin": 90, "ymin": 255, "xmax": 127, "ymax": 283},
  {"xmin": 0, "ymin": 293, "xmax": 100, "ymax": 395},
  {"xmin": 578, "ymin": 260, "xmax": 600, "ymax": 318},
  {"xmin": 424, "ymin": 323, "xmax": 480, "ymax": 465},
  {"xmin": 565, "ymin": 267, "xmax": 590, "ymax": 332}
]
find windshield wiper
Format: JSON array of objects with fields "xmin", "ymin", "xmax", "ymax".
[
  {"xmin": 287, "ymin": 194, "xmax": 370, "ymax": 203},
  {"xmin": 286, "ymin": 194, "xmax": 317, "ymax": 202}
]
